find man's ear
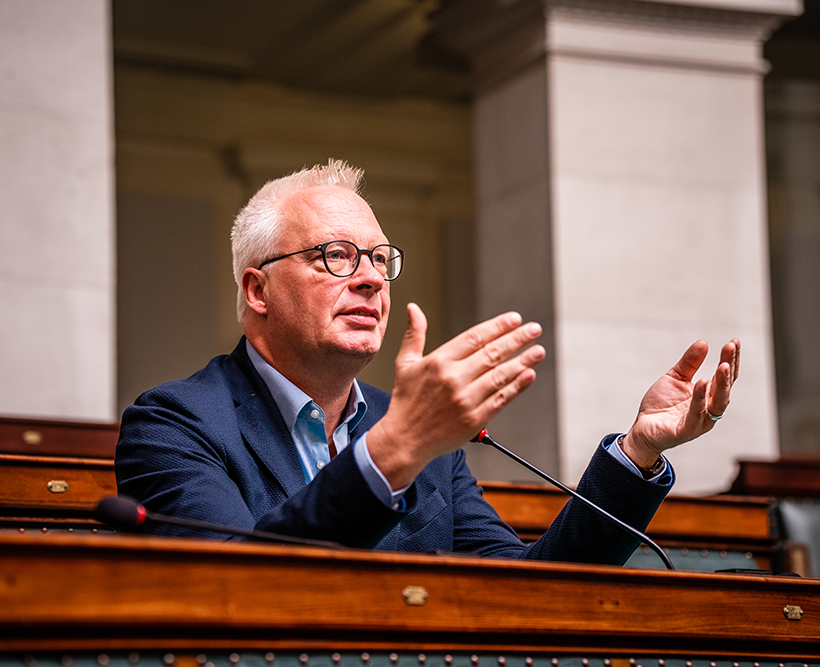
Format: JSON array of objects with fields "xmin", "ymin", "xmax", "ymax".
[{"xmin": 242, "ymin": 268, "xmax": 269, "ymax": 316}]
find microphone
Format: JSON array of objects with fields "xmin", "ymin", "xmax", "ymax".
[
  {"xmin": 471, "ymin": 429, "xmax": 675, "ymax": 570},
  {"xmin": 94, "ymin": 495, "xmax": 345, "ymax": 550}
]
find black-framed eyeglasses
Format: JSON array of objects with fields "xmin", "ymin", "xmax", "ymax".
[{"xmin": 257, "ymin": 240, "xmax": 404, "ymax": 281}]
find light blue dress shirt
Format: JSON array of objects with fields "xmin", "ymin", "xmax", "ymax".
[
  {"xmin": 246, "ymin": 340, "xmax": 671, "ymax": 510},
  {"xmin": 246, "ymin": 340, "xmax": 409, "ymax": 508}
]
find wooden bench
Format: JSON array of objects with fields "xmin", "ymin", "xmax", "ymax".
[
  {"xmin": 480, "ymin": 481, "xmax": 776, "ymax": 571},
  {"xmin": 727, "ymin": 457, "xmax": 820, "ymax": 577},
  {"xmin": 729, "ymin": 456, "xmax": 820, "ymax": 497},
  {"xmin": 0, "ymin": 415, "xmax": 779, "ymax": 570},
  {"xmin": 0, "ymin": 415, "xmax": 119, "ymax": 458},
  {"xmin": 0, "ymin": 416, "xmax": 118, "ymax": 530}
]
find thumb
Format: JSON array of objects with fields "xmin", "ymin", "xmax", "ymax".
[{"xmin": 395, "ymin": 302, "xmax": 427, "ymax": 370}]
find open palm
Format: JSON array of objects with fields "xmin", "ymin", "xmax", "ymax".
[{"xmin": 622, "ymin": 339, "xmax": 740, "ymax": 468}]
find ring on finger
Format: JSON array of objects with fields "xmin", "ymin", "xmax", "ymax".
[{"xmin": 707, "ymin": 409, "xmax": 724, "ymax": 422}]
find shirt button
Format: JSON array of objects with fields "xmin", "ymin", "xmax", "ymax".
[
  {"xmin": 317, "ymin": 461, "xmax": 325, "ymax": 470},
  {"xmin": 310, "ymin": 409, "xmax": 320, "ymax": 419}
]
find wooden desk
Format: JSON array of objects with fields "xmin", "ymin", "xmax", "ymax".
[
  {"xmin": 0, "ymin": 415, "xmax": 118, "ymax": 528},
  {"xmin": 0, "ymin": 453, "xmax": 115, "ymax": 526},
  {"xmin": 0, "ymin": 414, "xmax": 779, "ymax": 560},
  {"xmin": 0, "ymin": 415, "xmax": 782, "ymax": 563},
  {"xmin": 729, "ymin": 457, "xmax": 820, "ymax": 497},
  {"xmin": 0, "ymin": 457, "xmax": 777, "ymax": 568},
  {"xmin": 481, "ymin": 481, "xmax": 775, "ymax": 567},
  {"xmin": 0, "ymin": 533, "xmax": 818, "ymax": 659},
  {"xmin": 0, "ymin": 415, "xmax": 118, "ymax": 459}
]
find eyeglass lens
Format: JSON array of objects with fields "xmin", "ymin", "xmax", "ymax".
[{"xmin": 324, "ymin": 241, "xmax": 402, "ymax": 280}]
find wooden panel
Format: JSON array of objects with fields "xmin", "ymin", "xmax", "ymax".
[
  {"xmin": 0, "ymin": 458, "xmax": 775, "ymax": 560},
  {"xmin": 0, "ymin": 533, "xmax": 818, "ymax": 657},
  {"xmin": 0, "ymin": 415, "xmax": 119, "ymax": 458},
  {"xmin": 0, "ymin": 454, "xmax": 116, "ymax": 513},
  {"xmin": 480, "ymin": 481, "xmax": 773, "ymax": 547},
  {"xmin": 729, "ymin": 457, "xmax": 820, "ymax": 497}
]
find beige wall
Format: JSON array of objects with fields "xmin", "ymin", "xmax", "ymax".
[
  {"xmin": 547, "ymin": 12, "xmax": 782, "ymax": 493},
  {"xmin": 0, "ymin": 0, "xmax": 115, "ymax": 422},
  {"xmin": 114, "ymin": 64, "xmax": 474, "ymax": 415},
  {"xmin": 434, "ymin": 0, "xmax": 794, "ymax": 492},
  {"xmin": 5, "ymin": 0, "xmax": 818, "ymax": 495}
]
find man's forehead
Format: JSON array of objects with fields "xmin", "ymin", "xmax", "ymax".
[
  {"xmin": 294, "ymin": 184, "xmax": 359, "ymax": 209},
  {"xmin": 280, "ymin": 185, "xmax": 387, "ymax": 243}
]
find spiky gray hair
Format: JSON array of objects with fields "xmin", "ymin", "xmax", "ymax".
[{"xmin": 230, "ymin": 159, "xmax": 365, "ymax": 322}]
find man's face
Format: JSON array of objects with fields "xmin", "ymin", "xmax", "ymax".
[{"xmin": 259, "ymin": 185, "xmax": 392, "ymax": 372}]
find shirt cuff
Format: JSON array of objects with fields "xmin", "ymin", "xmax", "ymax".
[
  {"xmin": 353, "ymin": 432, "xmax": 411, "ymax": 511},
  {"xmin": 605, "ymin": 434, "xmax": 674, "ymax": 486}
]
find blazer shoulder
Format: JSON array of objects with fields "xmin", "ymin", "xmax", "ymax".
[{"xmin": 127, "ymin": 338, "xmax": 261, "ymax": 416}]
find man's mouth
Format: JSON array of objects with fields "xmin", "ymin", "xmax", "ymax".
[{"xmin": 339, "ymin": 308, "xmax": 379, "ymax": 321}]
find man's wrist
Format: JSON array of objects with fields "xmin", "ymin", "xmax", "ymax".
[
  {"xmin": 353, "ymin": 435, "xmax": 410, "ymax": 510},
  {"xmin": 617, "ymin": 434, "xmax": 664, "ymax": 479},
  {"xmin": 365, "ymin": 420, "xmax": 422, "ymax": 491}
]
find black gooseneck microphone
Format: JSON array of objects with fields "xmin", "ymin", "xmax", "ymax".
[
  {"xmin": 94, "ymin": 495, "xmax": 345, "ymax": 550},
  {"xmin": 471, "ymin": 429, "xmax": 675, "ymax": 570}
]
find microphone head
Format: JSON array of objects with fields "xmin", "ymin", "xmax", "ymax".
[
  {"xmin": 470, "ymin": 428, "xmax": 491, "ymax": 444},
  {"xmin": 95, "ymin": 495, "xmax": 147, "ymax": 530}
]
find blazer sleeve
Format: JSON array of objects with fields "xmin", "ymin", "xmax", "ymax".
[
  {"xmin": 450, "ymin": 434, "xmax": 671, "ymax": 564},
  {"xmin": 521, "ymin": 434, "xmax": 672, "ymax": 564},
  {"xmin": 253, "ymin": 445, "xmax": 418, "ymax": 549}
]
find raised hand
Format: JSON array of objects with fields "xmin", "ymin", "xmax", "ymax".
[
  {"xmin": 620, "ymin": 338, "xmax": 741, "ymax": 470},
  {"xmin": 367, "ymin": 302, "xmax": 546, "ymax": 489}
]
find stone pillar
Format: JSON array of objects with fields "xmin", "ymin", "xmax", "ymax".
[
  {"xmin": 435, "ymin": 0, "xmax": 799, "ymax": 493},
  {"xmin": 0, "ymin": 0, "xmax": 115, "ymax": 422}
]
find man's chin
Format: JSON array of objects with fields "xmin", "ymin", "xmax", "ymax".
[{"xmin": 333, "ymin": 334, "xmax": 382, "ymax": 359}]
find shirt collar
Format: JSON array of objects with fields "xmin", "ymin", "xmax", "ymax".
[{"xmin": 245, "ymin": 339, "xmax": 367, "ymax": 433}]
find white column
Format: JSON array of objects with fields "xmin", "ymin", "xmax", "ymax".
[
  {"xmin": 0, "ymin": 0, "xmax": 115, "ymax": 422},
  {"xmin": 436, "ymin": 0, "xmax": 799, "ymax": 492}
]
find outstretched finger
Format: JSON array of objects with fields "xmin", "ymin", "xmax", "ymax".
[
  {"xmin": 720, "ymin": 338, "xmax": 741, "ymax": 383},
  {"xmin": 473, "ymin": 343, "xmax": 546, "ymax": 405},
  {"xmin": 668, "ymin": 340, "xmax": 709, "ymax": 383},
  {"xmin": 444, "ymin": 311, "xmax": 524, "ymax": 361},
  {"xmin": 482, "ymin": 365, "xmax": 539, "ymax": 422},
  {"xmin": 464, "ymin": 320, "xmax": 543, "ymax": 377},
  {"xmin": 684, "ymin": 377, "xmax": 711, "ymax": 434},
  {"xmin": 707, "ymin": 361, "xmax": 734, "ymax": 418}
]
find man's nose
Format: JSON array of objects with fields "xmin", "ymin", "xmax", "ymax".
[{"xmin": 351, "ymin": 252, "xmax": 385, "ymax": 289}]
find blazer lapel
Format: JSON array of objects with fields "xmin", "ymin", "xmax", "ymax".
[{"xmin": 227, "ymin": 338, "xmax": 306, "ymax": 498}]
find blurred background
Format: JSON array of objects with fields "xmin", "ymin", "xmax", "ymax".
[{"xmin": 1, "ymin": 0, "xmax": 819, "ymax": 494}]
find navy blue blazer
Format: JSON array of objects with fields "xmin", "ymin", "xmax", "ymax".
[{"xmin": 116, "ymin": 338, "xmax": 670, "ymax": 563}]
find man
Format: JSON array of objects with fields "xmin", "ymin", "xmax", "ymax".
[{"xmin": 116, "ymin": 159, "xmax": 740, "ymax": 563}]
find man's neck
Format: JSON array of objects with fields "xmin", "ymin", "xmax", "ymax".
[{"xmin": 245, "ymin": 334, "xmax": 364, "ymax": 434}]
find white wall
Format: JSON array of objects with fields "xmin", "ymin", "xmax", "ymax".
[
  {"xmin": 435, "ymin": 0, "xmax": 795, "ymax": 493},
  {"xmin": 0, "ymin": 0, "xmax": 116, "ymax": 422},
  {"xmin": 549, "ymin": 31, "xmax": 779, "ymax": 493}
]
